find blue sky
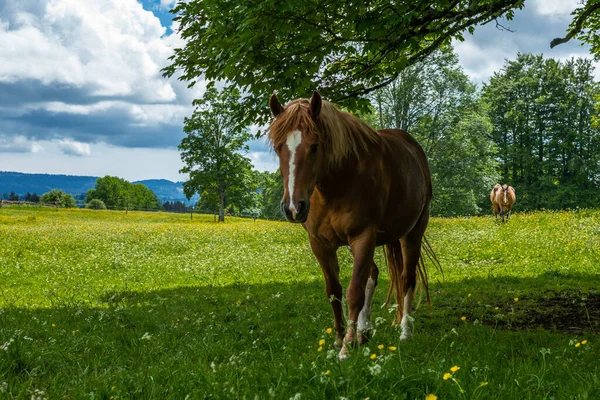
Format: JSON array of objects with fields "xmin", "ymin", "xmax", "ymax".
[{"xmin": 0, "ymin": 0, "xmax": 592, "ymax": 182}]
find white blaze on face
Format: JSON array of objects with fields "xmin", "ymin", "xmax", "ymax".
[{"xmin": 286, "ymin": 130, "xmax": 303, "ymax": 217}]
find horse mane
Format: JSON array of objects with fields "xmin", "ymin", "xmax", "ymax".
[{"xmin": 268, "ymin": 98, "xmax": 382, "ymax": 168}]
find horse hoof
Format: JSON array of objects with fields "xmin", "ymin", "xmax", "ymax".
[
  {"xmin": 400, "ymin": 315, "xmax": 414, "ymax": 340},
  {"xmin": 338, "ymin": 344, "xmax": 350, "ymax": 361}
]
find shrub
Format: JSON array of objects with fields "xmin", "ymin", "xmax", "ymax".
[{"xmin": 86, "ymin": 199, "xmax": 107, "ymax": 210}]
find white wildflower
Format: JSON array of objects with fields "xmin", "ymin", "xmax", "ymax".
[{"xmin": 368, "ymin": 363, "xmax": 382, "ymax": 376}]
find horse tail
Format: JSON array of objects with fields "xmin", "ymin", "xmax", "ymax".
[
  {"xmin": 383, "ymin": 241, "xmax": 404, "ymax": 324},
  {"xmin": 384, "ymin": 236, "xmax": 442, "ymax": 324}
]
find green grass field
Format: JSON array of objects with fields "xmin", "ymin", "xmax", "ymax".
[{"xmin": 0, "ymin": 206, "xmax": 598, "ymax": 399}]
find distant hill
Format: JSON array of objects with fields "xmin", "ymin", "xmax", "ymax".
[{"xmin": 0, "ymin": 171, "xmax": 196, "ymax": 205}]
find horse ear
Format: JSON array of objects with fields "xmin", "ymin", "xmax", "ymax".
[
  {"xmin": 270, "ymin": 94, "xmax": 284, "ymax": 117},
  {"xmin": 309, "ymin": 91, "xmax": 322, "ymax": 120}
]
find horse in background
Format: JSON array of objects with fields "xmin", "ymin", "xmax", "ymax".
[
  {"xmin": 268, "ymin": 91, "xmax": 439, "ymax": 360},
  {"xmin": 491, "ymin": 184, "xmax": 516, "ymax": 222}
]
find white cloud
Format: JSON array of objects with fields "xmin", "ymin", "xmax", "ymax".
[
  {"xmin": 58, "ymin": 139, "xmax": 91, "ymax": 156},
  {"xmin": 0, "ymin": 0, "xmax": 207, "ymax": 152},
  {"xmin": 529, "ymin": 0, "xmax": 579, "ymax": 19},
  {"xmin": 247, "ymin": 151, "xmax": 278, "ymax": 172},
  {"xmin": 159, "ymin": 0, "xmax": 178, "ymax": 10},
  {"xmin": 0, "ymin": 135, "xmax": 43, "ymax": 153},
  {"xmin": 453, "ymin": 39, "xmax": 513, "ymax": 83}
]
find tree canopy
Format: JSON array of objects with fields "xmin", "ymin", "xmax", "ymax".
[{"xmin": 163, "ymin": 0, "xmax": 524, "ymax": 128}]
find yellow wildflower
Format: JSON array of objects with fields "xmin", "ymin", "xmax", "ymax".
[
  {"xmin": 318, "ymin": 346, "xmax": 323, "ymax": 352},
  {"xmin": 575, "ymin": 342, "xmax": 581, "ymax": 347},
  {"xmin": 461, "ymin": 316, "xmax": 467, "ymax": 321},
  {"xmin": 319, "ymin": 339, "xmax": 325, "ymax": 346},
  {"xmin": 425, "ymin": 394, "xmax": 438, "ymax": 400},
  {"xmin": 494, "ymin": 307, "xmax": 499, "ymax": 310},
  {"xmin": 377, "ymin": 344, "xmax": 384, "ymax": 350},
  {"xmin": 514, "ymin": 297, "xmax": 519, "ymax": 302},
  {"xmin": 443, "ymin": 373, "xmax": 452, "ymax": 380},
  {"xmin": 389, "ymin": 346, "xmax": 397, "ymax": 351},
  {"xmin": 582, "ymin": 340, "xmax": 588, "ymax": 345},
  {"xmin": 468, "ymin": 293, "xmax": 471, "ymax": 297},
  {"xmin": 52, "ymin": 323, "xmax": 56, "ymax": 327},
  {"xmin": 325, "ymin": 328, "xmax": 333, "ymax": 335},
  {"xmin": 325, "ymin": 370, "xmax": 331, "ymax": 375},
  {"xmin": 370, "ymin": 354, "xmax": 377, "ymax": 360},
  {"xmin": 450, "ymin": 365, "xmax": 460, "ymax": 372}
]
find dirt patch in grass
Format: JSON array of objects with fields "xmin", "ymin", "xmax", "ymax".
[{"xmin": 485, "ymin": 290, "xmax": 599, "ymax": 333}]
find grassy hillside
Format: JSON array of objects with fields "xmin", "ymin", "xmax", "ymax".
[{"xmin": 0, "ymin": 207, "xmax": 598, "ymax": 399}]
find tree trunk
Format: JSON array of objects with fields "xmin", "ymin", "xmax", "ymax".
[{"xmin": 218, "ymin": 189, "xmax": 225, "ymax": 222}]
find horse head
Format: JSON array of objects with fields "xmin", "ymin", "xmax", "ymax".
[
  {"xmin": 268, "ymin": 92, "xmax": 326, "ymax": 223},
  {"xmin": 501, "ymin": 184, "xmax": 509, "ymax": 203}
]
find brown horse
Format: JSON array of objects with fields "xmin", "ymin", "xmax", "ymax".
[
  {"xmin": 268, "ymin": 91, "xmax": 435, "ymax": 359},
  {"xmin": 490, "ymin": 183, "xmax": 516, "ymax": 222}
]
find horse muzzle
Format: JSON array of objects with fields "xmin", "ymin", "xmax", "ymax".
[{"xmin": 281, "ymin": 199, "xmax": 310, "ymax": 223}]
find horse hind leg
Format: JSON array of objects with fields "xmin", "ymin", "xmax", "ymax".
[
  {"xmin": 398, "ymin": 238, "xmax": 420, "ymax": 340},
  {"xmin": 396, "ymin": 210, "xmax": 429, "ymax": 341},
  {"xmin": 357, "ymin": 261, "xmax": 378, "ymax": 344}
]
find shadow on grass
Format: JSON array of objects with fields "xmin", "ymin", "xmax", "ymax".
[{"xmin": 0, "ymin": 273, "xmax": 598, "ymax": 398}]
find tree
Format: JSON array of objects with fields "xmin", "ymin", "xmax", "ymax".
[
  {"xmin": 163, "ymin": 201, "xmax": 188, "ymax": 213},
  {"xmin": 24, "ymin": 192, "xmax": 40, "ymax": 203},
  {"xmin": 163, "ymin": 0, "xmax": 524, "ymax": 129},
  {"xmin": 179, "ymin": 86, "xmax": 254, "ymax": 222},
  {"xmin": 7, "ymin": 192, "xmax": 19, "ymax": 201},
  {"xmin": 256, "ymin": 170, "xmax": 285, "ymax": 220},
  {"xmin": 370, "ymin": 48, "xmax": 499, "ymax": 216},
  {"xmin": 85, "ymin": 176, "xmax": 161, "ymax": 210},
  {"xmin": 40, "ymin": 189, "xmax": 76, "ymax": 208}
]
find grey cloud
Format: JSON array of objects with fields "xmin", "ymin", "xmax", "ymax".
[{"xmin": 2, "ymin": 107, "xmax": 185, "ymax": 148}]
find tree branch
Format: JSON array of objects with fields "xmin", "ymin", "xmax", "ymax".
[{"xmin": 550, "ymin": 2, "xmax": 600, "ymax": 48}]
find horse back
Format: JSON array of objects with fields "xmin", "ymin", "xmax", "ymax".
[
  {"xmin": 377, "ymin": 128, "xmax": 431, "ymax": 195},
  {"xmin": 374, "ymin": 129, "xmax": 432, "ymax": 234}
]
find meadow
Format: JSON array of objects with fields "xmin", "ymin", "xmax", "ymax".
[{"xmin": 0, "ymin": 206, "xmax": 598, "ymax": 399}]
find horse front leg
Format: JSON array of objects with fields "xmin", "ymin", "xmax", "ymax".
[
  {"xmin": 346, "ymin": 246, "xmax": 378, "ymax": 344},
  {"xmin": 309, "ymin": 237, "xmax": 344, "ymax": 348},
  {"xmin": 340, "ymin": 228, "xmax": 376, "ymax": 359}
]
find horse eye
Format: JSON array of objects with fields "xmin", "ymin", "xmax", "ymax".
[{"xmin": 310, "ymin": 144, "xmax": 318, "ymax": 154}]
